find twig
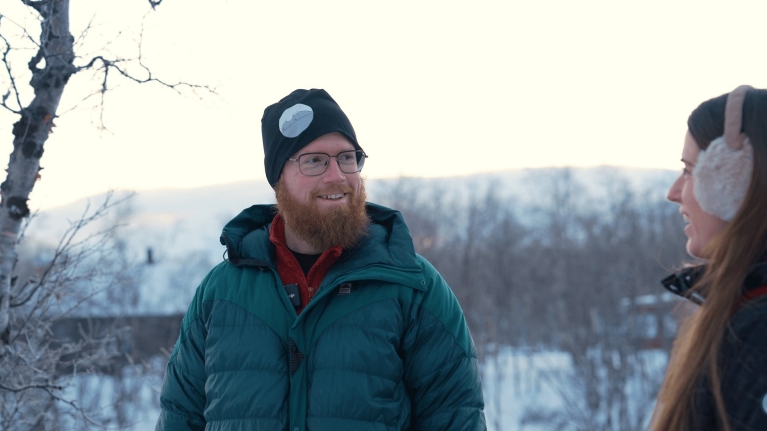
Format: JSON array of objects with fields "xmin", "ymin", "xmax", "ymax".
[
  {"xmin": 71, "ymin": 13, "xmax": 97, "ymax": 49},
  {"xmin": 0, "ymin": 381, "xmax": 63, "ymax": 392},
  {"xmin": 76, "ymin": 55, "xmax": 213, "ymax": 93},
  {"xmin": 42, "ymin": 386, "xmax": 111, "ymax": 428},
  {"xmin": 10, "ymin": 191, "xmax": 132, "ymax": 309},
  {"xmin": 0, "ymin": 11, "xmax": 43, "ymax": 48},
  {"xmin": 0, "ymin": 32, "xmax": 23, "ymax": 114},
  {"xmin": 74, "ymin": 50, "xmax": 215, "ymax": 130}
]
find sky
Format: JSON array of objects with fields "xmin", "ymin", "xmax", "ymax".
[{"xmin": 2, "ymin": 0, "xmax": 767, "ymax": 210}]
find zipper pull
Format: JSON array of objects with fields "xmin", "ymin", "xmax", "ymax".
[
  {"xmin": 285, "ymin": 283, "xmax": 301, "ymax": 308},
  {"xmin": 338, "ymin": 282, "xmax": 352, "ymax": 295}
]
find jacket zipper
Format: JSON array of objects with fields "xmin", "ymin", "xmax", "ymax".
[{"xmin": 300, "ymin": 264, "xmax": 422, "ymax": 315}]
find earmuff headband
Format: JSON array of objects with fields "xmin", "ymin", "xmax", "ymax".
[
  {"xmin": 724, "ymin": 85, "xmax": 753, "ymax": 150},
  {"xmin": 693, "ymin": 85, "xmax": 755, "ymax": 221}
]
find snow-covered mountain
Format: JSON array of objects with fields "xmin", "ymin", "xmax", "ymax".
[{"xmin": 24, "ymin": 166, "xmax": 678, "ymax": 315}]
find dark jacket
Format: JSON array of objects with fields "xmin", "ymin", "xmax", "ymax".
[
  {"xmin": 155, "ymin": 203, "xmax": 486, "ymax": 431},
  {"xmin": 665, "ymin": 263, "xmax": 767, "ymax": 430}
]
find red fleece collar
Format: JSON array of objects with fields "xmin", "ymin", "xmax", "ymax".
[{"xmin": 269, "ymin": 214, "xmax": 342, "ymax": 315}]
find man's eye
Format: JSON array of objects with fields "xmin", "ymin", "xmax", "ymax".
[
  {"xmin": 303, "ymin": 156, "xmax": 324, "ymax": 165},
  {"xmin": 338, "ymin": 153, "xmax": 355, "ymax": 163}
]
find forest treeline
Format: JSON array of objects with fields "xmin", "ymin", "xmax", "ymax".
[
  {"xmin": 374, "ymin": 168, "xmax": 690, "ymax": 430},
  {"xmin": 375, "ymin": 169, "xmax": 688, "ymax": 352}
]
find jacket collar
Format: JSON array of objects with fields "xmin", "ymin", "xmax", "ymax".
[
  {"xmin": 661, "ymin": 265, "xmax": 706, "ymax": 304},
  {"xmin": 219, "ymin": 202, "xmax": 423, "ymax": 276},
  {"xmin": 661, "ymin": 260, "xmax": 767, "ymax": 304}
]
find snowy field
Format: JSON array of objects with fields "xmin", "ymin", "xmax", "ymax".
[
  {"xmin": 481, "ymin": 347, "xmax": 666, "ymax": 431},
  {"xmin": 53, "ymin": 347, "xmax": 667, "ymax": 431}
]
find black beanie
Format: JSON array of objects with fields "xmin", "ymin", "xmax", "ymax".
[{"xmin": 262, "ymin": 89, "xmax": 362, "ymax": 187}]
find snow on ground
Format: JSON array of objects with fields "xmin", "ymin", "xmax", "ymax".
[
  {"xmin": 482, "ymin": 348, "xmax": 571, "ymax": 431},
  {"xmin": 54, "ymin": 347, "xmax": 666, "ymax": 431},
  {"xmin": 482, "ymin": 347, "xmax": 666, "ymax": 431}
]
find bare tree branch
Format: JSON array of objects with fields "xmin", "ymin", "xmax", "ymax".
[
  {"xmin": 77, "ymin": 54, "xmax": 212, "ymax": 92},
  {"xmin": 1, "ymin": 190, "xmax": 141, "ymax": 429},
  {"xmin": 0, "ymin": 11, "xmax": 43, "ymax": 49},
  {"xmin": 71, "ymin": 13, "xmax": 96, "ymax": 49},
  {"xmin": 65, "ymin": 13, "xmax": 216, "ymax": 131},
  {"xmin": 0, "ymin": 31, "xmax": 23, "ymax": 114},
  {"xmin": 0, "ymin": 381, "xmax": 62, "ymax": 393}
]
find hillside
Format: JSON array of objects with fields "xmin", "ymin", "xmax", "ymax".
[{"xmin": 23, "ymin": 166, "xmax": 679, "ymax": 315}]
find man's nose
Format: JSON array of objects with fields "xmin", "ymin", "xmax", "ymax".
[{"xmin": 323, "ymin": 157, "xmax": 345, "ymax": 182}]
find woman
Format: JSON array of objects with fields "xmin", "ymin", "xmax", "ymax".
[{"xmin": 654, "ymin": 85, "xmax": 767, "ymax": 431}]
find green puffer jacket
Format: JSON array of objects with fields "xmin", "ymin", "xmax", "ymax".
[{"xmin": 156, "ymin": 203, "xmax": 486, "ymax": 431}]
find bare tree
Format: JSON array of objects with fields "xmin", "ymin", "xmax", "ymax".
[
  {"xmin": 0, "ymin": 0, "xmax": 212, "ymax": 352},
  {"xmin": 375, "ymin": 170, "xmax": 688, "ymax": 430},
  {"xmin": 0, "ymin": 1, "xmax": 210, "ymax": 428},
  {"xmin": 0, "ymin": 192, "xmax": 136, "ymax": 430}
]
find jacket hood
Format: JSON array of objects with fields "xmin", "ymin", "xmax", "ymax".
[
  {"xmin": 219, "ymin": 202, "xmax": 423, "ymax": 274},
  {"xmin": 219, "ymin": 204, "xmax": 276, "ymax": 267}
]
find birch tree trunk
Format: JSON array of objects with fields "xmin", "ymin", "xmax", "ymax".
[{"xmin": 0, "ymin": 0, "xmax": 74, "ymax": 352}]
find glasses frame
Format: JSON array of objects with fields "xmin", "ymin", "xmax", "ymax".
[{"xmin": 288, "ymin": 150, "xmax": 368, "ymax": 177}]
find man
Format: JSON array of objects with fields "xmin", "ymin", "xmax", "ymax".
[{"xmin": 156, "ymin": 89, "xmax": 486, "ymax": 431}]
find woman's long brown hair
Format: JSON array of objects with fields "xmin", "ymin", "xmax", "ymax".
[{"xmin": 651, "ymin": 89, "xmax": 767, "ymax": 431}]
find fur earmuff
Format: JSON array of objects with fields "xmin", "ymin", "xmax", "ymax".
[{"xmin": 693, "ymin": 135, "xmax": 753, "ymax": 221}]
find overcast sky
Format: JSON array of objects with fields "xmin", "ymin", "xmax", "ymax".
[{"xmin": 2, "ymin": 0, "xmax": 766, "ymax": 210}]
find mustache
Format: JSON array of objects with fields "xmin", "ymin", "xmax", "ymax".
[{"xmin": 312, "ymin": 187, "xmax": 355, "ymax": 197}]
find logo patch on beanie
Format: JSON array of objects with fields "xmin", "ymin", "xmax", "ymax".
[{"xmin": 279, "ymin": 104, "xmax": 314, "ymax": 138}]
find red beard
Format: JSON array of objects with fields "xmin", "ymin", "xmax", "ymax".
[{"xmin": 275, "ymin": 179, "xmax": 370, "ymax": 251}]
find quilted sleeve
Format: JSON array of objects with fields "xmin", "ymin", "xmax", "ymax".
[
  {"xmin": 720, "ymin": 302, "xmax": 767, "ymax": 430},
  {"xmin": 402, "ymin": 256, "xmax": 486, "ymax": 431},
  {"xmin": 155, "ymin": 281, "xmax": 210, "ymax": 431}
]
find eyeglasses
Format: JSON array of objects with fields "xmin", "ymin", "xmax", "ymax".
[{"xmin": 288, "ymin": 150, "xmax": 367, "ymax": 176}]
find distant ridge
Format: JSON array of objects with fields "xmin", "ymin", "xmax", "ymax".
[
  {"xmin": 31, "ymin": 166, "xmax": 678, "ymax": 239},
  {"xmin": 41, "ymin": 165, "xmax": 677, "ymax": 214},
  {"xmin": 22, "ymin": 166, "xmax": 678, "ymax": 315}
]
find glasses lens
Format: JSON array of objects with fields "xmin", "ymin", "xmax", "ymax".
[
  {"xmin": 337, "ymin": 150, "xmax": 362, "ymax": 173},
  {"xmin": 297, "ymin": 151, "xmax": 366, "ymax": 175},
  {"xmin": 340, "ymin": 150, "xmax": 366, "ymax": 173},
  {"xmin": 298, "ymin": 153, "xmax": 330, "ymax": 176},
  {"xmin": 355, "ymin": 151, "xmax": 366, "ymax": 171}
]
